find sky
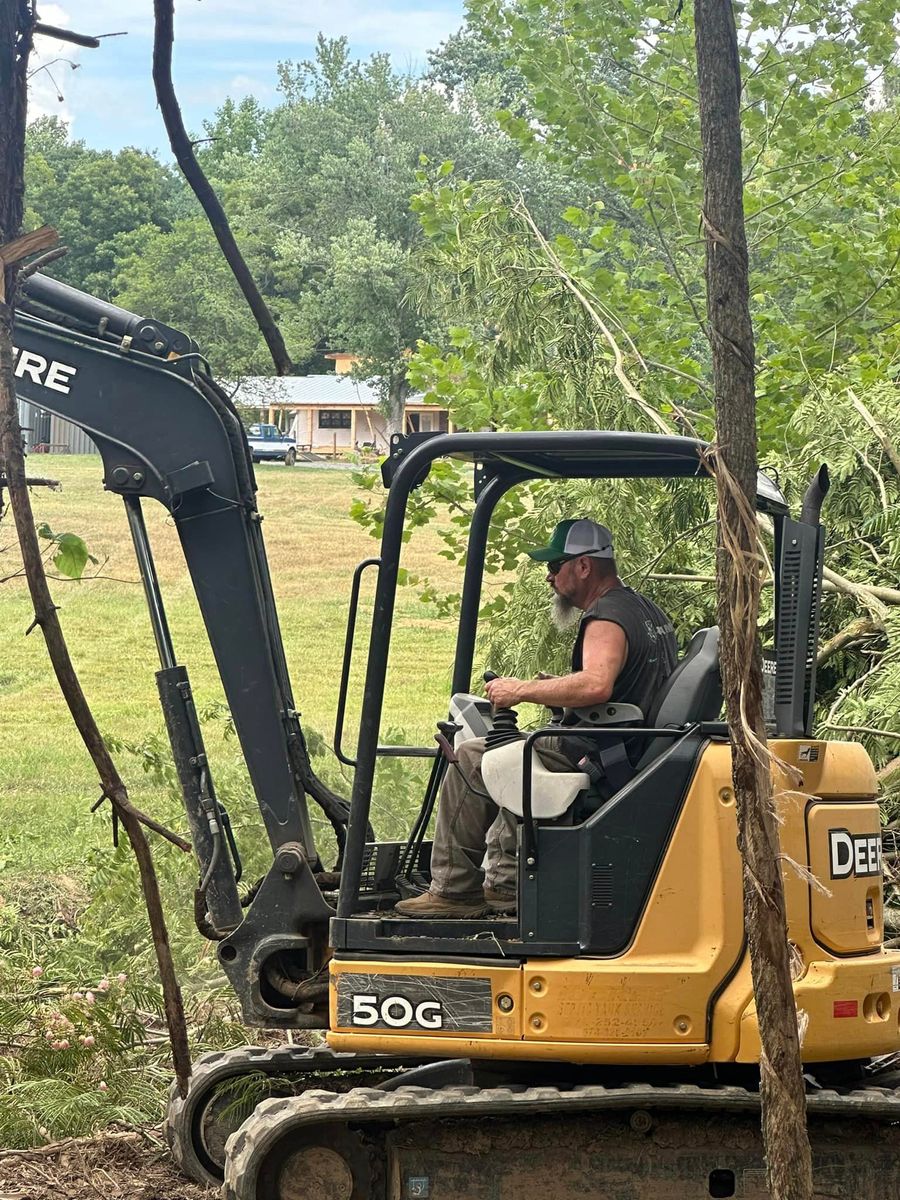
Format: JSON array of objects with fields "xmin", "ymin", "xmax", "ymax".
[{"xmin": 30, "ymin": 0, "xmax": 465, "ymax": 153}]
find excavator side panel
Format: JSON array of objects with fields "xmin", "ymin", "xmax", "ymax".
[
  {"xmin": 714, "ymin": 739, "xmax": 900, "ymax": 1061},
  {"xmin": 331, "ymin": 739, "xmax": 900, "ymax": 1067}
]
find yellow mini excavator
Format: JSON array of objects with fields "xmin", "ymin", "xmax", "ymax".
[{"xmin": 13, "ymin": 274, "xmax": 900, "ymax": 1199}]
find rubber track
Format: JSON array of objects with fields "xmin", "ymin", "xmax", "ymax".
[
  {"xmin": 222, "ymin": 1079, "xmax": 900, "ymax": 1200},
  {"xmin": 165, "ymin": 1045, "xmax": 439, "ymax": 1187}
]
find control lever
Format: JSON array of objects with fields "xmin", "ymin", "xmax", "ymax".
[
  {"xmin": 434, "ymin": 718, "xmax": 460, "ymax": 764},
  {"xmin": 482, "ymin": 670, "xmax": 523, "ymax": 750}
]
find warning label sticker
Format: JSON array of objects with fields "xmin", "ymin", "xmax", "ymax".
[{"xmin": 892, "ymin": 967, "xmax": 900, "ymax": 993}]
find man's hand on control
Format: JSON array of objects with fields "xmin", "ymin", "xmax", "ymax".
[{"xmin": 485, "ymin": 676, "xmax": 525, "ymax": 707}]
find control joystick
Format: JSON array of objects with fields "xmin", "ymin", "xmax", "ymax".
[{"xmin": 482, "ymin": 670, "xmax": 524, "ymax": 751}]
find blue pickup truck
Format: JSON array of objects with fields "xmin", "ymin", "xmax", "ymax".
[{"xmin": 246, "ymin": 423, "xmax": 297, "ymax": 466}]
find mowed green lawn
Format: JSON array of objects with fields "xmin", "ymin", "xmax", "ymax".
[{"xmin": 0, "ymin": 456, "xmax": 462, "ymax": 878}]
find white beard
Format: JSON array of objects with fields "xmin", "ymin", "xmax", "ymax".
[{"xmin": 551, "ymin": 592, "xmax": 580, "ymax": 631}]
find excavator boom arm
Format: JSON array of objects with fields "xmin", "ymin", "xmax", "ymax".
[{"xmin": 11, "ymin": 283, "xmax": 338, "ymax": 989}]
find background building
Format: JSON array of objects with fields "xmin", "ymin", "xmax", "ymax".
[
  {"xmin": 16, "ymin": 398, "xmax": 96, "ymax": 454},
  {"xmin": 233, "ymin": 373, "xmax": 450, "ymax": 455}
]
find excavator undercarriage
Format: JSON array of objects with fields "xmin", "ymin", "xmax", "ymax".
[{"xmin": 12, "ymin": 275, "xmax": 900, "ymax": 1198}]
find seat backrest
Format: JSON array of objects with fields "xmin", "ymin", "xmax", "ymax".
[
  {"xmin": 638, "ymin": 627, "xmax": 721, "ymax": 769},
  {"xmin": 648, "ymin": 626, "xmax": 722, "ymax": 726}
]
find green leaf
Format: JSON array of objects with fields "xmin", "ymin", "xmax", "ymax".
[{"xmin": 51, "ymin": 534, "xmax": 95, "ymax": 581}]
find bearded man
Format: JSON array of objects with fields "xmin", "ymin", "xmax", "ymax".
[{"xmin": 395, "ymin": 518, "xmax": 677, "ymax": 919}]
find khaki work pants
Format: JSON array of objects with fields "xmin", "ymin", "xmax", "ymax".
[{"xmin": 428, "ymin": 735, "xmax": 574, "ymax": 900}]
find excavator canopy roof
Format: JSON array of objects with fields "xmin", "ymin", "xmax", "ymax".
[{"xmin": 383, "ymin": 430, "xmax": 788, "ymax": 515}]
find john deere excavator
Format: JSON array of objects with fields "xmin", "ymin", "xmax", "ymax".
[{"xmin": 12, "ymin": 274, "xmax": 900, "ymax": 1199}]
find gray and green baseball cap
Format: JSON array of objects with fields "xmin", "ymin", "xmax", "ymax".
[{"xmin": 526, "ymin": 518, "xmax": 615, "ymax": 562}]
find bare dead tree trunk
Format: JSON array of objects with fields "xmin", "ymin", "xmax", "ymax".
[
  {"xmin": 0, "ymin": 0, "xmax": 192, "ymax": 1099},
  {"xmin": 693, "ymin": 3, "xmax": 814, "ymax": 1197},
  {"xmin": 151, "ymin": 0, "xmax": 292, "ymax": 376}
]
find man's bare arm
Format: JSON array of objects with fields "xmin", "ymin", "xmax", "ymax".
[{"xmin": 485, "ymin": 621, "xmax": 627, "ymax": 708}]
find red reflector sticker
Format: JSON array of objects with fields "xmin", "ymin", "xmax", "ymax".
[{"xmin": 833, "ymin": 1000, "xmax": 858, "ymax": 1018}]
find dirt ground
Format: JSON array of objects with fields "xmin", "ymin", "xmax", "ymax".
[{"xmin": 0, "ymin": 1128, "xmax": 213, "ymax": 1200}]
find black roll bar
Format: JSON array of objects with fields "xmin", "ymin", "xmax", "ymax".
[
  {"xmin": 334, "ymin": 557, "xmax": 381, "ymax": 766},
  {"xmin": 450, "ymin": 473, "xmax": 514, "ymax": 696},
  {"xmin": 333, "ymin": 556, "xmax": 439, "ymax": 766},
  {"xmin": 336, "ymin": 430, "xmax": 787, "ymax": 920}
]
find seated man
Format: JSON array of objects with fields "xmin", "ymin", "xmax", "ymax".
[{"xmin": 395, "ymin": 518, "xmax": 678, "ymax": 918}]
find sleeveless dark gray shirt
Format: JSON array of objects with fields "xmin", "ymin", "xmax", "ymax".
[{"xmin": 571, "ymin": 586, "xmax": 677, "ymax": 718}]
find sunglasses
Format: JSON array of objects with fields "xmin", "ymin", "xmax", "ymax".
[{"xmin": 548, "ymin": 555, "xmax": 579, "ymax": 576}]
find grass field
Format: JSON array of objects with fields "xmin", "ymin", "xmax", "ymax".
[
  {"xmin": 0, "ymin": 455, "xmax": 498, "ymax": 1145},
  {"xmin": 0, "ymin": 455, "xmax": 462, "ymax": 879}
]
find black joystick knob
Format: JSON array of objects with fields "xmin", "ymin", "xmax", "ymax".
[{"xmin": 482, "ymin": 669, "xmax": 523, "ymax": 751}]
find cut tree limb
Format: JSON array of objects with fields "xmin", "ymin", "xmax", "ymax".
[
  {"xmin": 151, "ymin": 0, "xmax": 291, "ymax": 375},
  {"xmin": 822, "ymin": 565, "xmax": 896, "ymax": 616},
  {"xmin": 0, "ymin": 224, "xmax": 56, "ymax": 300},
  {"xmin": 850, "ymin": 390, "xmax": 900, "ymax": 478},
  {"xmin": 821, "ymin": 723, "xmax": 900, "ymax": 742},
  {"xmin": 816, "ymin": 616, "xmax": 883, "ymax": 667},
  {"xmin": 1, "ymin": 473, "xmax": 60, "ymax": 488}
]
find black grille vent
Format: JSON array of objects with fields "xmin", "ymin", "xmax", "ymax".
[
  {"xmin": 775, "ymin": 546, "xmax": 801, "ymax": 705},
  {"xmin": 591, "ymin": 864, "xmax": 613, "ymax": 907}
]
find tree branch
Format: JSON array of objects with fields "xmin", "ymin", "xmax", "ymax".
[
  {"xmin": 18, "ymin": 243, "xmax": 67, "ymax": 280},
  {"xmin": 0, "ymin": 224, "xmax": 57, "ymax": 300},
  {"xmin": 822, "ymin": 723, "xmax": 900, "ymax": 742},
  {"xmin": 816, "ymin": 616, "xmax": 883, "ymax": 667},
  {"xmin": 514, "ymin": 197, "xmax": 697, "ymax": 436},
  {"xmin": 822, "ymin": 565, "xmax": 899, "ymax": 611},
  {"xmin": 92, "ymin": 791, "xmax": 191, "ymax": 852},
  {"xmin": 849, "ymin": 390, "xmax": 900, "ymax": 478},
  {"xmin": 813, "ymin": 250, "xmax": 900, "ymax": 344},
  {"xmin": 151, "ymin": 1, "xmax": 291, "ymax": 375},
  {"xmin": 0, "ymin": 6, "xmax": 192, "ymax": 1094},
  {"xmin": 695, "ymin": 0, "xmax": 813, "ymax": 1191}
]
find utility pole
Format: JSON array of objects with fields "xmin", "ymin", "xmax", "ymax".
[{"xmin": 693, "ymin": 2, "xmax": 814, "ymax": 1196}]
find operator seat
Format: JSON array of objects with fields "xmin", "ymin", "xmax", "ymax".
[{"xmin": 636, "ymin": 625, "xmax": 721, "ymax": 769}]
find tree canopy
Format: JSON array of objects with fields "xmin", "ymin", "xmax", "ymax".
[
  {"xmin": 21, "ymin": 8, "xmax": 900, "ymax": 801},
  {"xmin": 395, "ymin": 0, "xmax": 900, "ymax": 799}
]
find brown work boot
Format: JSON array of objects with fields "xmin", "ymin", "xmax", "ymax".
[
  {"xmin": 394, "ymin": 889, "xmax": 489, "ymax": 918},
  {"xmin": 484, "ymin": 888, "xmax": 517, "ymax": 915}
]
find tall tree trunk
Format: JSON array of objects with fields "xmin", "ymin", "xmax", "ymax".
[
  {"xmin": 0, "ymin": 0, "xmax": 192, "ymax": 1099},
  {"xmin": 693, "ymin": 3, "xmax": 814, "ymax": 1198},
  {"xmin": 384, "ymin": 371, "xmax": 409, "ymax": 441}
]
